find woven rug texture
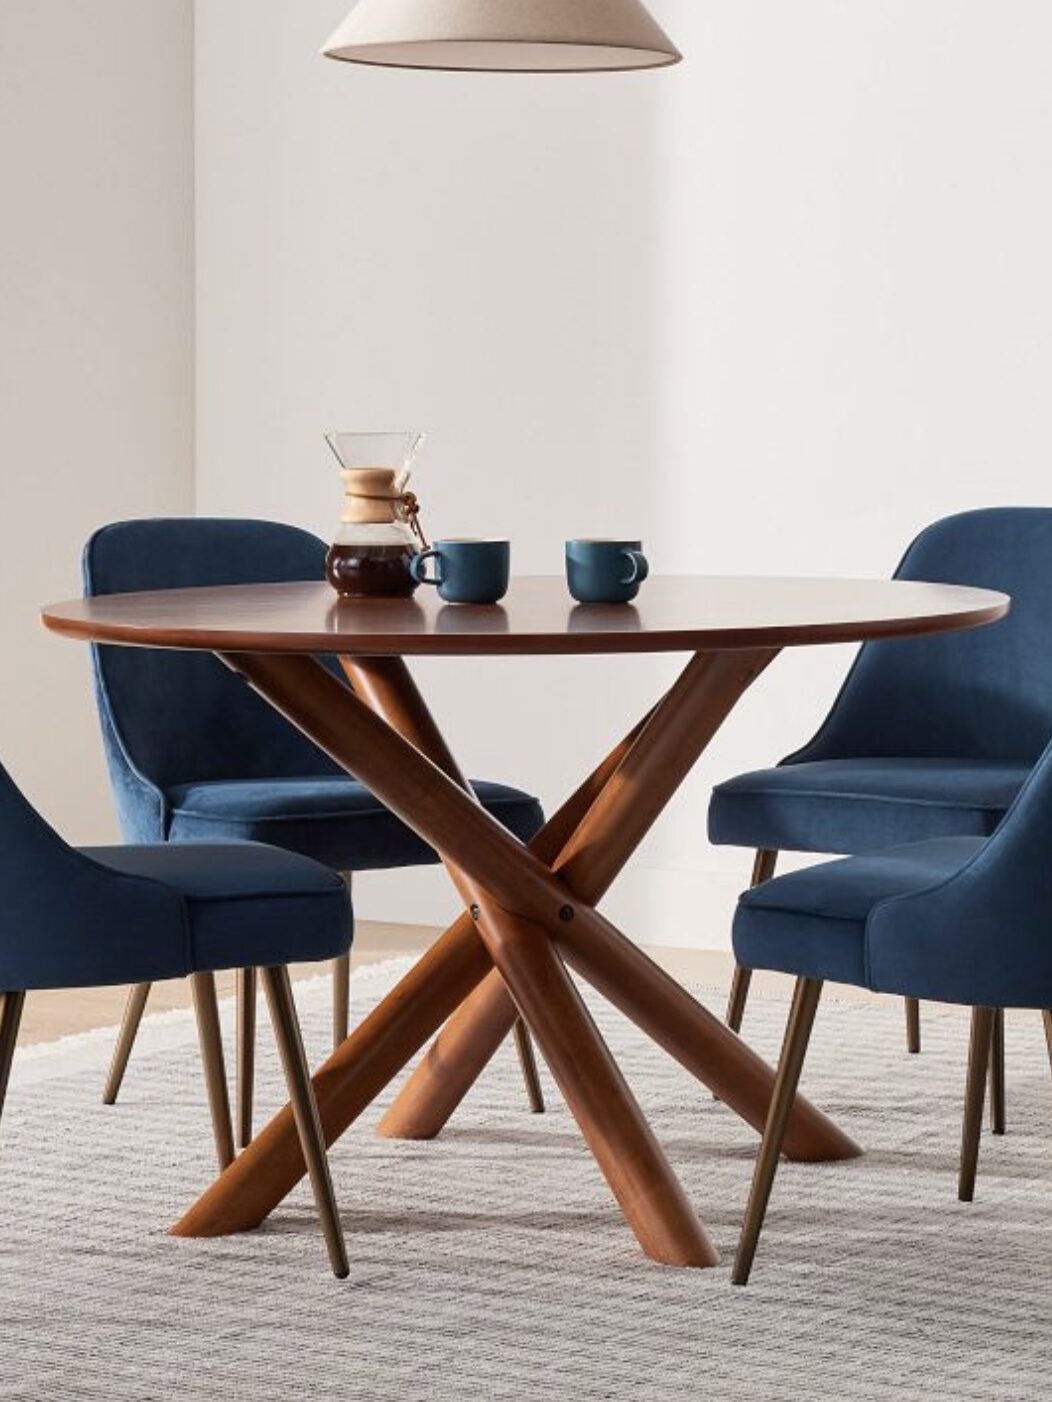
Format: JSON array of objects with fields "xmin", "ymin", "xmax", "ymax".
[{"xmin": 1, "ymin": 958, "xmax": 1050, "ymax": 1400}]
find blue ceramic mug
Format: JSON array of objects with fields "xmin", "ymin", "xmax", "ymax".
[
  {"xmin": 411, "ymin": 539, "xmax": 511, "ymax": 605},
  {"xmin": 565, "ymin": 539, "xmax": 650, "ymax": 604}
]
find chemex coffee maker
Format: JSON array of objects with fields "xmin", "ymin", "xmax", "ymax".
[{"xmin": 325, "ymin": 432, "xmax": 428, "ymax": 598}]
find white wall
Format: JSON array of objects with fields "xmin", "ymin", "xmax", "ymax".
[
  {"xmin": 190, "ymin": 1, "xmax": 1049, "ymax": 946},
  {"xmin": 0, "ymin": 0, "xmax": 196, "ymax": 838}
]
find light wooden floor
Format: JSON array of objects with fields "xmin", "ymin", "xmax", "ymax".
[{"xmin": 16, "ymin": 921, "xmax": 882, "ymax": 1047}]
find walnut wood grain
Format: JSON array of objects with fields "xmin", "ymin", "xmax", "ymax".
[
  {"xmin": 42, "ymin": 575, "xmax": 1008, "ymax": 657},
  {"xmin": 378, "ymin": 709, "xmax": 656, "ymax": 1140},
  {"xmin": 171, "ymin": 650, "xmax": 857, "ymax": 1263}
]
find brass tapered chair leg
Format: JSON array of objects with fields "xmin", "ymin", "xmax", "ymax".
[
  {"xmin": 102, "ymin": 982, "xmax": 152, "ymax": 1105},
  {"xmin": 236, "ymin": 968, "xmax": 257, "ymax": 1150},
  {"xmin": 905, "ymin": 997, "xmax": 922, "ymax": 1054},
  {"xmin": 332, "ymin": 873, "xmax": 353, "ymax": 1053},
  {"xmin": 513, "ymin": 1018, "xmax": 545, "ymax": 1114},
  {"xmin": 189, "ymin": 972, "xmax": 235, "ymax": 1171},
  {"xmin": 332, "ymin": 952, "xmax": 351, "ymax": 1052},
  {"xmin": 725, "ymin": 850, "xmax": 778, "ymax": 1036},
  {"xmin": 959, "ymin": 1006, "xmax": 996, "ymax": 1203},
  {"xmin": 733, "ymin": 977, "xmax": 823, "ymax": 1287},
  {"xmin": 988, "ymin": 1008, "xmax": 1006, "ymax": 1135},
  {"xmin": 1042, "ymin": 1010, "xmax": 1052, "ymax": 1081},
  {"xmin": 726, "ymin": 967, "xmax": 753, "ymax": 1035},
  {"xmin": 261, "ymin": 966, "xmax": 349, "ymax": 1279},
  {"xmin": 0, "ymin": 991, "xmax": 26, "ymax": 1127}
]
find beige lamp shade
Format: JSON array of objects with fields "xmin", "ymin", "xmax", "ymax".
[{"xmin": 321, "ymin": 0, "xmax": 682, "ymax": 73}]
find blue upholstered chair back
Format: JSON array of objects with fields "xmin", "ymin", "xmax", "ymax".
[
  {"xmin": 84, "ymin": 519, "xmax": 342, "ymax": 842},
  {"xmin": 790, "ymin": 508, "xmax": 1052, "ymax": 766},
  {"xmin": 0, "ymin": 760, "xmax": 181, "ymax": 988},
  {"xmin": 866, "ymin": 731, "xmax": 1052, "ymax": 1006}
]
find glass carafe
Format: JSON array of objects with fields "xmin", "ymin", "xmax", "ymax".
[{"xmin": 325, "ymin": 432, "xmax": 428, "ymax": 598}]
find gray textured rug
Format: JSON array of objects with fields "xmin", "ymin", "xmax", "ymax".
[{"xmin": 2, "ymin": 958, "xmax": 1052, "ymax": 1400}]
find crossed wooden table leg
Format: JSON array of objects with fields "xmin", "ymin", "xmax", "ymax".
[{"xmin": 172, "ymin": 647, "xmax": 860, "ymax": 1267}]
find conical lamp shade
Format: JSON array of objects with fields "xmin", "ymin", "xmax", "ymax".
[{"xmin": 322, "ymin": 0, "xmax": 682, "ymax": 73}]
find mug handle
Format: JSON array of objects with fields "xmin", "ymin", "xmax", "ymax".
[
  {"xmin": 620, "ymin": 549, "xmax": 650, "ymax": 586},
  {"xmin": 410, "ymin": 549, "xmax": 444, "ymax": 587}
]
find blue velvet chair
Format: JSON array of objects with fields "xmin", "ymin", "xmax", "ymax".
[
  {"xmin": 0, "ymin": 757, "xmax": 351, "ymax": 1276},
  {"xmin": 709, "ymin": 507, "xmax": 1052, "ymax": 1116},
  {"xmin": 730, "ymin": 731, "xmax": 1052, "ymax": 1286},
  {"xmin": 84, "ymin": 519, "xmax": 547, "ymax": 1142}
]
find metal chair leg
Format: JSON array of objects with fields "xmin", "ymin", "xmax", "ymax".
[
  {"xmin": 905, "ymin": 997, "xmax": 922, "ymax": 1054},
  {"xmin": 332, "ymin": 952, "xmax": 351, "ymax": 1052},
  {"xmin": 189, "ymin": 972, "xmax": 235, "ymax": 1171},
  {"xmin": 236, "ymin": 968, "xmax": 257, "ymax": 1150},
  {"xmin": 725, "ymin": 850, "xmax": 778, "ymax": 1036},
  {"xmin": 960, "ymin": 1007, "xmax": 996, "ymax": 1201},
  {"xmin": 1042, "ymin": 1010, "xmax": 1052, "ymax": 1081},
  {"xmin": 0, "ymin": 992, "xmax": 26, "ymax": 1128},
  {"xmin": 726, "ymin": 967, "xmax": 753, "ymax": 1035},
  {"xmin": 513, "ymin": 1018, "xmax": 545, "ymax": 1114},
  {"xmin": 261, "ymin": 965, "xmax": 349, "ymax": 1279},
  {"xmin": 733, "ymin": 977, "xmax": 823, "ymax": 1287},
  {"xmin": 988, "ymin": 1007, "xmax": 1006, "ymax": 1135},
  {"xmin": 102, "ymin": 982, "xmax": 152, "ymax": 1105},
  {"xmin": 333, "ymin": 873, "xmax": 354, "ymax": 1053}
]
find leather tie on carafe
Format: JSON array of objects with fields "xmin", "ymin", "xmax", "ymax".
[{"xmin": 342, "ymin": 471, "xmax": 429, "ymax": 549}]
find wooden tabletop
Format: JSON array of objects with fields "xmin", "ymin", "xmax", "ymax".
[{"xmin": 41, "ymin": 576, "xmax": 1009, "ymax": 657}]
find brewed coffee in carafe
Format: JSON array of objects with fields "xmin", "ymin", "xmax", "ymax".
[{"xmin": 324, "ymin": 433, "xmax": 428, "ymax": 599}]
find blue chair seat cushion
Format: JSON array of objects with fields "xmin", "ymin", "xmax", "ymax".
[
  {"xmin": 733, "ymin": 836, "xmax": 983, "ymax": 987},
  {"xmin": 81, "ymin": 841, "xmax": 352, "ymax": 983},
  {"xmin": 166, "ymin": 778, "xmax": 544, "ymax": 871},
  {"xmin": 708, "ymin": 758, "xmax": 1027, "ymax": 855}
]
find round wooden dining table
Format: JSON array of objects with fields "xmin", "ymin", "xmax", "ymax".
[{"xmin": 42, "ymin": 575, "xmax": 1009, "ymax": 1268}]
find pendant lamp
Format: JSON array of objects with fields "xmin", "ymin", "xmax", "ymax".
[{"xmin": 321, "ymin": 0, "xmax": 681, "ymax": 74}]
